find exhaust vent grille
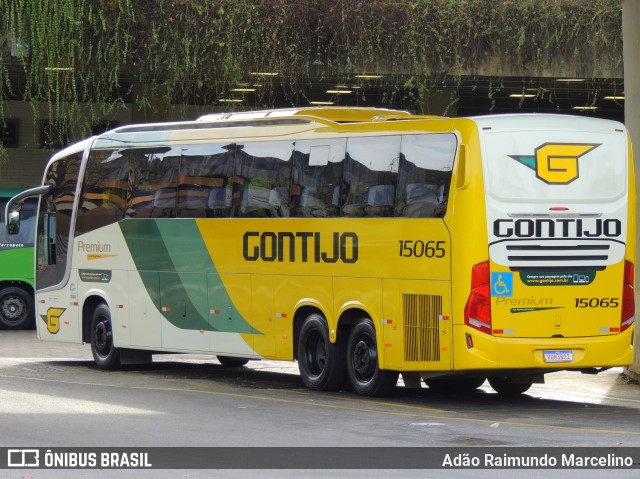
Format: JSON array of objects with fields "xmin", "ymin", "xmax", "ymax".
[{"xmin": 403, "ymin": 293, "xmax": 442, "ymax": 362}]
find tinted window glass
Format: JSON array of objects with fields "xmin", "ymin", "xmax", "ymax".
[
  {"xmin": 397, "ymin": 134, "xmax": 457, "ymax": 218},
  {"xmin": 0, "ymin": 197, "xmax": 37, "ymax": 247},
  {"xmin": 233, "ymin": 141, "xmax": 293, "ymax": 217},
  {"xmin": 75, "ymin": 149, "xmax": 129, "ymax": 235},
  {"xmin": 291, "ymin": 139, "xmax": 346, "ymax": 218},
  {"xmin": 177, "ymin": 143, "xmax": 235, "ymax": 218},
  {"xmin": 127, "ymin": 146, "xmax": 180, "ymax": 218},
  {"xmin": 343, "ymin": 136, "xmax": 400, "ymax": 217},
  {"xmin": 37, "ymin": 152, "xmax": 82, "ymax": 289}
]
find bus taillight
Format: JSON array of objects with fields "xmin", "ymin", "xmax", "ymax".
[
  {"xmin": 464, "ymin": 261, "xmax": 492, "ymax": 334},
  {"xmin": 621, "ymin": 260, "xmax": 635, "ymax": 332}
]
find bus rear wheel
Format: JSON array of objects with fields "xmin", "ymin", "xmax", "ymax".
[
  {"xmin": 347, "ymin": 318, "xmax": 398, "ymax": 397},
  {"xmin": 90, "ymin": 303, "xmax": 121, "ymax": 370},
  {"xmin": 297, "ymin": 313, "xmax": 346, "ymax": 391},
  {"xmin": 0, "ymin": 286, "xmax": 33, "ymax": 330},
  {"xmin": 488, "ymin": 376, "xmax": 532, "ymax": 396}
]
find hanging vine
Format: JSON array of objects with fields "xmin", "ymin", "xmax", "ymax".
[{"xmin": 0, "ymin": 0, "xmax": 624, "ymax": 161}]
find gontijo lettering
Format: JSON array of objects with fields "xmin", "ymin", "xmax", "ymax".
[
  {"xmin": 243, "ymin": 231, "xmax": 358, "ymax": 263},
  {"xmin": 493, "ymin": 218, "xmax": 621, "ymax": 238}
]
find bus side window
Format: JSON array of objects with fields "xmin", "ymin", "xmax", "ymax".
[
  {"xmin": 127, "ymin": 147, "xmax": 180, "ymax": 218},
  {"xmin": 75, "ymin": 149, "xmax": 129, "ymax": 236},
  {"xmin": 178, "ymin": 143, "xmax": 235, "ymax": 218},
  {"xmin": 397, "ymin": 134, "xmax": 457, "ymax": 218},
  {"xmin": 342, "ymin": 136, "xmax": 400, "ymax": 218},
  {"xmin": 290, "ymin": 139, "xmax": 345, "ymax": 218},
  {"xmin": 233, "ymin": 141, "xmax": 293, "ymax": 218},
  {"xmin": 36, "ymin": 152, "xmax": 82, "ymax": 290}
]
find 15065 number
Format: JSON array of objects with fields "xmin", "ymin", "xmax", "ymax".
[
  {"xmin": 574, "ymin": 298, "xmax": 620, "ymax": 308},
  {"xmin": 399, "ymin": 240, "xmax": 446, "ymax": 258}
]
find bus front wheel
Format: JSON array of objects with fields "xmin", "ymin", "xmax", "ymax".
[
  {"xmin": 297, "ymin": 313, "xmax": 346, "ymax": 391},
  {"xmin": 90, "ymin": 303, "xmax": 121, "ymax": 370},
  {"xmin": 347, "ymin": 318, "xmax": 398, "ymax": 397},
  {"xmin": 488, "ymin": 376, "xmax": 532, "ymax": 396},
  {"xmin": 0, "ymin": 286, "xmax": 34, "ymax": 330}
]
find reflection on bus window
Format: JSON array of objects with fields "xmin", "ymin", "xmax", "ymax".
[
  {"xmin": 291, "ymin": 139, "xmax": 346, "ymax": 218},
  {"xmin": 0, "ymin": 197, "xmax": 37, "ymax": 247},
  {"xmin": 36, "ymin": 152, "xmax": 82, "ymax": 290},
  {"xmin": 233, "ymin": 141, "xmax": 293, "ymax": 218},
  {"xmin": 178, "ymin": 143, "xmax": 235, "ymax": 218},
  {"xmin": 75, "ymin": 149, "xmax": 129, "ymax": 236},
  {"xmin": 127, "ymin": 147, "xmax": 180, "ymax": 218},
  {"xmin": 396, "ymin": 134, "xmax": 457, "ymax": 218},
  {"xmin": 343, "ymin": 136, "xmax": 400, "ymax": 217}
]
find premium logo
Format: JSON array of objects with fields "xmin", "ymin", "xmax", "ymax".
[{"xmin": 509, "ymin": 143, "xmax": 600, "ymax": 184}]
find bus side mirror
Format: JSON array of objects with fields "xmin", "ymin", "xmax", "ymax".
[
  {"xmin": 4, "ymin": 184, "xmax": 53, "ymax": 235},
  {"xmin": 7, "ymin": 209, "xmax": 20, "ymax": 235}
]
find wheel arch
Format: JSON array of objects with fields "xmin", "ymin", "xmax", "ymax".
[
  {"xmin": 336, "ymin": 304, "xmax": 382, "ymax": 351},
  {"xmin": 81, "ymin": 293, "xmax": 110, "ymax": 343},
  {"xmin": 0, "ymin": 279, "xmax": 34, "ymax": 294}
]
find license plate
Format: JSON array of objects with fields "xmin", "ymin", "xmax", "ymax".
[{"xmin": 543, "ymin": 350, "xmax": 573, "ymax": 363}]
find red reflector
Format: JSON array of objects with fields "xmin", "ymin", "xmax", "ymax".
[
  {"xmin": 549, "ymin": 207, "xmax": 569, "ymax": 211},
  {"xmin": 621, "ymin": 260, "xmax": 635, "ymax": 332},
  {"xmin": 464, "ymin": 261, "xmax": 492, "ymax": 335},
  {"xmin": 465, "ymin": 333, "xmax": 474, "ymax": 349},
  {"xmin": 493, "ymin": 329, "xmax": 504, "ymax": 334}
]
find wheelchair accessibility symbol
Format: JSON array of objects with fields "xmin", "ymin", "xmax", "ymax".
[{"xmin": 491, "ymin": 272, "xmax": 513, "ymax": 297}]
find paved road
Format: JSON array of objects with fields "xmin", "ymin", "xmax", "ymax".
[{"xmin": 1, "ymin": 330, "xmax": 639, "ymax": 478}]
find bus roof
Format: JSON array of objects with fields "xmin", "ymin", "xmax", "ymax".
[
  {"xmin": 196, "ymin": 107, "xmax": 415, "ymax": 123},
  {"xmin": 470, "ymin": 113, "xmax": 625, "ymax": 133}
]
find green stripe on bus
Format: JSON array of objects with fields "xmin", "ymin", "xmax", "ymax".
[{"xmin": 120, "ymin": 219, "xmax": 260, "ymax": 334}]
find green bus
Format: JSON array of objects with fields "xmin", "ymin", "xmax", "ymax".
[{"xmin": 0, "ymin": 188, "xmax": 36, "ymax": 329}]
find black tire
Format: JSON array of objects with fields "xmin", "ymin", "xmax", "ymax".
[
  {"xmin": 347, "ymin": 318, "xmax": 398, "ymax": 397},
  {"xmin": 90, "ymin": 303, "xmax": 121, "ymax": 370},
  {"xmin": 0, "ymin": 286, "xmax": 34, "ymax": 330},
  {"xmin": 217, "ymin": 356, "xmax": 250, "ymax": 368},
  {"xmin": 297, "ymin": 313, "xmax": 347, "ymax": 391},
  {"xmin": 425, "ymin": 377, "xmax": 486, "ymax": 394},
  {"xmin": 488, "ymin": 376, "xmax": 532, "ymax": 396}
]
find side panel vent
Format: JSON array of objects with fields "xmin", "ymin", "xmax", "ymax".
[{"xmin": 403, "ymin": 294, "xmax": 442, "ymax": 362}]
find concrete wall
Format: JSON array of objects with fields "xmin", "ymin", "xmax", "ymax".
[{"xmin": 0, "ymin": 100, "xmax": 214, "ymax": 188}]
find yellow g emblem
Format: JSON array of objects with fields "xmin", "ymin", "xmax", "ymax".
[
  {"xmin": 510, "ymin": 143, "xmax": 600, "ymax": 184},
  {"xmin": 43, "ymin": 307, "xmax": 66, "ymax": 334}
]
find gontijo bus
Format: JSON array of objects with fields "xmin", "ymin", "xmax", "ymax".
[{"xmin": 5, "ymin": 107, "xmax": 635, "ymax": 396}]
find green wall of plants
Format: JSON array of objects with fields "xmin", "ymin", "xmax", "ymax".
[{"xmin": 0, "ymin": 0, "xmax": 623, "ymax": 161}]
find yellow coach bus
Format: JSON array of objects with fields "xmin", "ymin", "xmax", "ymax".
[{"xmin": 6, "ymin": 107, "xmax": 636, "ymax": 396}]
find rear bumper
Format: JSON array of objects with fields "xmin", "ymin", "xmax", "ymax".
[{"xmin": 452, "ymin": 324, "xmax": 634, "ymax": 371}]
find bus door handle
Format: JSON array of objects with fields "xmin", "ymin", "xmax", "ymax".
[
  {"xmin": 182, "ymin": 302, "xmax": 187, "ymax": 318},
  {"xmin": 228, "ymin": 306, "xmax": 233, "ymax": 321}
]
